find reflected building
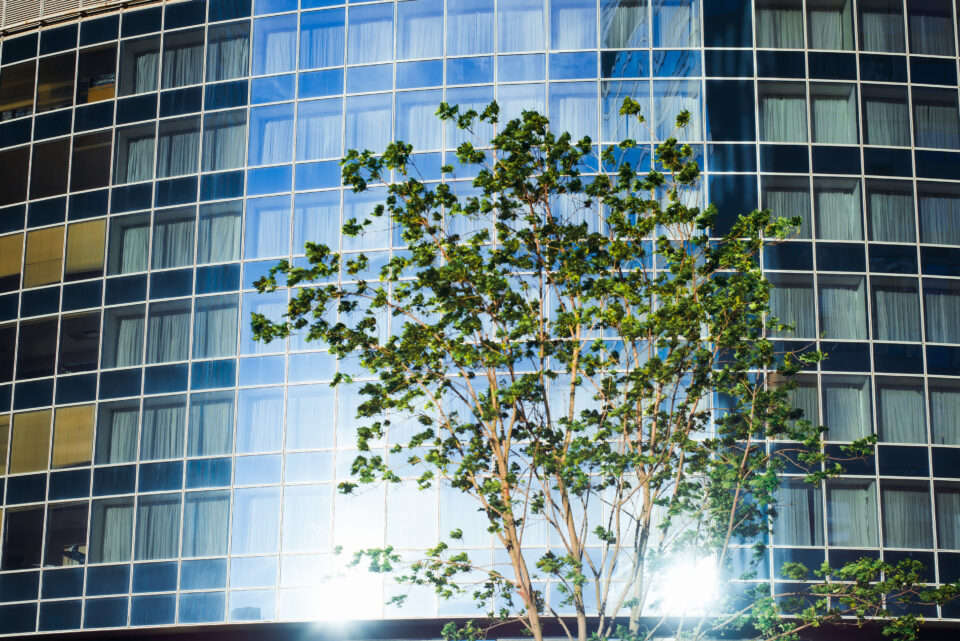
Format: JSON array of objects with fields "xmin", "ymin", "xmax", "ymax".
[{"xmin": 0, "ymin": 0, "xmax": 959, "ymax": 635}]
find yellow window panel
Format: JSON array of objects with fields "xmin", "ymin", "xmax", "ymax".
[
  {"xmin": 0, "ymin": 233, "xmax": 23, "ymax": 291},
  {"xmin": 10, "ymin": 410, "xmax": 51, "ymax": 474},
  {"xmin": 23, "ymin": 226, "xmax": 64, "ymax": 288},
  {"xmin": 65, "ymin": 220, "xmax": 106, "ymax": 281},
  {"xmin": 52, "ymin": 405, "xmax": 95, "ymax": 469}
]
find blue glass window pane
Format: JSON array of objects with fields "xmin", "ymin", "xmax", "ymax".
[
  {"xmin": 341, "ymin": 187, "xmax": 391, "ymax": 250},
  {"xmin": 499, "ymin": 83, "xmax": 546, "ymax": 124},
  {"xmin": 180, "ymin": 558, "xmax": 227, "ymax": 589},
  {"xmin": 294, "ymin": 190, "xmax": 341, "ymax": 250},
  {"xmin": 446, "ymin": 57, "xmax": 493, "ymax": 86},
  {"xmin": 499, "ymin": 0, "xmax": 546, "ymax": 52},
  {"xmin": 188, "ymin": 390, "xmax": 235, "ymax": 458},
  {"xmin": 228, "ymin": 589, "xmax": 275, "ymax": 621},
  {"xmin": 397, "ymin": 0, "xmax": 443, "ymax": 59},
  {"xmin": 207, "ymin": 22, "xmax": 251, "ymax": 82},
  {"xmin": 246, "ymin": 165, "xmax": 292, "ymax": 195},
  {"xmin": 295, "ymin": 161, "xmax": 340, "ymax": 190},
  {"xmin": 231, "ymin": 487, "xmax": 281, "ymax": 554},
  {"xmin": 397, "ymin": 60, "xmax": 443, "ymax": 88},
  {"xmin": 347, "ymin": 3, "xmax": 394, "ymax": 64},
  {"xmin": 288, "ymin": 350, "xmax": 336, "ymax": 381},
  {"xmin": 447, "ymin": 0, "xmax": 494, "ymax": 55},
  {"xmin": 549, "ymin": 82, "xmax": 598, "ymax": 141},
  {"xmin": 602, "ymin": 80, "xmax": 649, "ymax": 142},
  {"xmin": 345, "ymin": 93, "xmax": 392, "ymax": 152},
  {"xmin": 230, "ymin": 556, "xmax": 278, "ymax": 588},
  {"xmin": 135, "ymin": 494, "xmax": 181, "ymax": 560},
  {"xmin": 601, "ymin": 0, "xmax": 649, "ymax": 48},
  {"xmin": 183, "ymin": 490, "xmax": 230, "ymax": 556},
  {"xmin": 240, "ymin": 291, "xmax": 286, "ymax": 355},
  {"xmin": 252, "ymin": 15, "xmax": 297, "ymax": 75},
  {"xmin": 255, "ymin": 0, "xmax": 295, "ymax": 15},
  {"xmin": 300, "ymin": 8, "xmax": 345, "ymax": 69},
  {"xmin": 236, "ymin": 387, "xmax": 284, "ymax": 452},
  {"xmin": 298, "ymin": 68, "xmax": 343, "ymax": 98},
  {"xmin": 286, "ymin": 383, "xmax": 335, "ymax": 448},
  {"xmin": 550, "ymin": 52, "xmax": 598, "ymax": 79},
  {"xmin": 244, "ymin": 195, "xmax": 291, "ymax": 258},
  {"xmin": 235, "ymin": 454, "xmax": 282, "ymax": 484},
  {"xmin": 186, "ymin": 458, "xmax": 232, "ymax": 488},
  {"xmin": 251, "ymin": 74, "xmax": 295, "ymax": 103},
  {"xmin": 199, "ymin": 111, "xmax": 244, "ymax": 173},
  {"xmin": 296, "ymin": 99, "xmax": 342, "ymax": 161},
  {"xmin": 346, "ymin": 63, "xmax": 393, "ymax": 93},
  {"xmin": 653, "ymin": 0, "xmax": 700, "ymax": 47},
  {"xmin": 396, "ymin": 90, "xmax": 442, "ymax": 150},
  {"xmin": 654, "ymin": 79, "xmax": 702, "ymax": 140},
  {"xmin": 248, "ymin": 103, "xmax": 294, "ymax": 165},
  {"xmin": 179, "ymin": 592, "xmax": 226, "ymax": 623},
  {"xmin": 653, "ymin": 49, "xmax": 700, "ymax": 77},
  {"xmin": 282, "ymin": 484, "xmax": 333, "ymax": 552},
  {"xmin": 497, "ymin": 54, "xmax": 546, "ymax": 82},
  {"xmin": 552, "ymin": 0, "xmax": 598, "ymax": 49},
  {"xmin": 285, "ymin": 451, "xmax": 333, "ymax": 482}
]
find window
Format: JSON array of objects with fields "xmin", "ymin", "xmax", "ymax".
[
  {"xmin": 907, "ymin": 0, "xmax": 954, "ymax": 55},
  {"xmin": 108, "ymin": 213, "xmax": 149, "ymax": 274},
  {"xmin": 0, "ymin": 325, "xmax": 13, "ymax": 384},
  {"xmin": 448, "ymin": 0, "xmax": 494, "ymax": 55},
  {"xmin": 152, "ymin": 207, "xmax": 196, "ymax": 269},
  {"xmin": 95, "ymin": 400, "xmax": 139, "ymax": 464},
  {"xmin": 653, "ymin": 79, "xmax": 700, "ymax": 141},
  {"xmin": 58, "ymin": 312, "xmax": 100, "ymax": 374},
  {"xmin": 815, "ymin": 178, "xmax": 862, "ymax": 240},
  {"xmin": 146, "ymin": 300, "xmax": 191, "ymax": 363},
  {"xmin": 807, "ymin": 0, "xmax": 854, "ymax": 49},
  {"xmin": 9, "ymin": 410, "xmax": 51, "ymax": 474},
  {"xmin": 861, "ymin": 85, "xmax": 909, "ymax": 147},
  {"xmin": 826, "ymin": 480, "xmax": 878, "ymax": 547},
  {"xmin": 236, "ymin": 387, "xmax": 283, "ymax": 453},
  {"xmin": 774, "ymin": 479, "xmax": 823, "ymax": 545},
  {"xmin": 924, "ymin": 279, "xmax": 960, "ymax": 344},
  {"xmin": 202, "ymin": 110, "xmax": 247, "ymax": 171},
  {"xmin": 197, "ymin": 201, "xmax": 241, "ymax": 263},
  {"xmin": 930, "ymin": 379, "xmax": 960, "ymax": 445},
  {"xmin": 0, "ymin": 148, "xmax": 28, "ymax": 206},
  {"xmin": 244, "ymin": 196, "xmax": 290, "ymax": 259},
  {"xmin": 114, "ymin": 125, "xmax": 156, "ymax": 184},
  {"xmin": 858, "ymin": 0, "xmax": 905, "ymax": 52},
  {"xmin": 918, "ymin": 183, "xmax": 960, "ymax": 245},
  {"xmin": 345, "ymin": 93, "xmax": 392, "ymax": 153},
  {"xmin": 183, "ymin": 491, "xmax": 229, "ymax": 557},
  {"xmin": 207, "ymin": 22, "xmax": 250, "ymax": 82},
  {"xmin": 119, "ymin": 36, "xmax": 160, "ymax": 96},
  {"xmin": 913, "ymin": 88, "xmax": 960, "ymax": 149},
  {"xmin": 1, "ymin": 507, "xmax": 44, "ymax": 570},
  {"xmin": 756, "ymin": 0, "xmax": 803, "ymax": 48},
  {"xmin": 767, "ymin": 273, "xmax": 815, "ymax": 338},
  {"xmin": 0, "ymin": 233, "xmax": 23, "ymax": 293},
  {"xmin": 282, "ymin": 485, "xmax": 333, "ymax": 552},
  {"xmin": 102, "ymin": 304, "xmax": 146, "ymax": 368},
  {"xmin": 819, "ymin": 275, "xmax": 867, "ymax": 339},
  {"xmin": 396, "ymin": 90, "xmax": 443, "ymax": 150},
  {"xmin": 249, "ymin": 104, "xmax": 294, "ymax": 166},
  {"xmin": 602, "ymin": 80, "xmax": 649, "ymax": 143},
  {"xmin": 30, "ymin": 138, "xmax": 70, "ymax": 199},
  {"xmin": 871, "ymin": 277, "xmax": 920, "ymax": 342},
  {"xmin": 17, "ymin": 318, "xmax": 58, "ymax": 379},
  {"xmin": 36, "ymin": 52, "xmax": 75, "ymax": 113},
  {"xmin": 876, "ymin": 377, "xmax": 925, "ymax": 443},
  {"xmin": 762, "ymin": 176, "xmax": 811, "ymax": 238},
  {"xmin": 0, "ymin": 61, "xmax": 35, "ymax": 120},
  {"xmin": 293, "ymin": 191, "xmax": 340, "ymax": 252},
  {"xmin": 141, "ymin": 395, "xmax": 186, "ymax": 460},
  {"xmin": 811, "ymin": 83, "xmax": 857, "ymax": 144},
  {"xmin": 135, "ymin": 494, "xmax": 181, "ymax": 560},
  {"xmin": 77, "ymin": 45, "xmax": 117, "ymax": 104},
  {"xmin": 0, "ymin": 416, "xmax": 7, "ymax": 475},
  {"xmin": 89, "ymin": 498, "xmax": 134, "ymax": 563},
  {"xmin": 65, "ymin": 220, "xmax": 106, "ymax": 282},
  {"xmin": 286, "ymin": 384, "xmax": 335, "ymax": 449},
  {"xmin": 44, "ymin": 502, "xmax": 88, "ymax": 567},
  {"xmin": 550, "ymin": 82, "xmax": 599, "ymax": 142},
  {"xmin": 758, "ymin": 82, "xmax": 807, "ymax": 143},
  {"xmin": 231, "ymin": 487, "xmax": 280, "ymax": 554},
  {"xmin": 157, "ymin": 117, "xmax": 200, "ymax": 178},
  {"xmin": 551, "ymin": 0, "xmax": 597, "ymax": 49},
  {"xmin": 188, "ymin": 391, "xmax": 234, "ymax": 456},
  {"xmin": 296, "ymin": 99, "xmax": 341, "ymax": 161},
  {"xmin": 193, "ymin": 295, "xmax": 239, "ymax": 359},
  {"xmin": 71, "ymin": 131, "xmax": 112, "ymax": 192},
  {"xmin": 935, "ymin": 483, "xmax": 960, "ymax": 550},
  {"xmin": 822, "ymin": 375, "xmax": 872, "ymax": 441},
  {"xmin": 252, "ymin": 14, "xmax": 296, "ymax": 75},
  {"xmin": 881, "ymin": 482, "xmax": 933, "ymax": 548},
  {"xmin": 653, "ymin": 0, "xmax": 698, "ymax": 47},
  {"xmin": 498, "ymin": 0, "xmax": 546, "ymax": 52},
  {"xmin": 866, "ymin": 179, "xmax": 915, "ymax": 242},
  {"xmin": 161, "ymin": 28, "xmax": 204, "ymax": 89}
]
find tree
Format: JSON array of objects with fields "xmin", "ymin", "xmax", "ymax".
[{"xmin": 253, "ymin": 100, "xmax": 958, "ymax": 641}]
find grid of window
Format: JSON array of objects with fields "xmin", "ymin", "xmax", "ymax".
[{"xmin": 0, "ymin": 0, "xmax": 959, "ymax": 633}]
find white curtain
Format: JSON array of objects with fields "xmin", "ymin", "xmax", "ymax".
[
  {"xmin": 162, "ymin": 43, "xmax": 203, "ymax": 89},
  {"xmin": 763, "ymin": 184, "xmax": 812, "ymax": 237},
  {"xmin": 135, "ymin": 495, "xmax": 181, "ymax": 560},
  {"xmin": 882, "ymin": 484, "xmax": 933, "ymax": 548},
  {"xmin": 134, "ymin": 50, "xmax": 159, "ymax": 94},
  {"xmin": 914, "ymin": 100, "xmax": 960, "ymax": 149},
  {"xmin": 498, "ymin": 0, "xmax": 546, "ymax": 52},
  {"xmin": 760, "ymin": 92, "xmax": 807, "ymax": 142},
  {"xmin": 202, "ymin": 113, "xmax": 246, "ymax": 172},
  {"xmin": 206, "ymin": 25, "xmax": 249, "ymax": 81},
  {"xmin": 601, "ymin": 0, "xmax": 647, "ymax": 48},
  {"xmin": 189, "ymin": 392, "xmax": 234, "ymax": 456},
  {"xmin": 261, "ymin": 24, "xmax": 296, "ymax": 74},
  {"xmin": 347, "ymin": 6, "xmax": 393, "ymax": 63},
  {"xmin": 816, "ymin": 182, "xmax": 862, "ymax": 240},
  {"xmin": 90, "ymin": 499, "xmax": 133, "ymax": 563},
  {"xmin": 859, "ymin": 5, "xmax": 905, "ymax": 52},
  {"xmin": 193, "ymin": 295, "xmax": 239, "ymax": 359},
  {"xmin": 231, "ymin": 488, "xmax": 280, "ymax": 554},
  {"xmin": 141, "ymin": 397, "xmax": 186, "ymax": 460},
  {"xmin": 877, "ymin": 381, "xmax": 925, "ymax": 443},
  {"xmin": 107, "ymin": 312, "xmax": 145, "ymax": 368},
  {"xmin": 868, "ymin": 187, "xmax": 915, "ymax": 242},
  {"xmin": 552, "ymin": 0, "xmax": 596, "ymax": 49},
  {"xmin": 396, "ymin": 91, "xmax": 442, "ymax": 150},
  {"xmin": 909, "ymin": 11, "xmax": 954, "ymax": 56},
  {"xmin": 863, "ymin": 96, "xmax": 909, "ymax": 146},
  {"xmin": 254, "ymin": 110, "xmax": 294, "ymax": 166},
  {"xmin": 120, "ymin": 224, "xmax": 149, "ymax": 273},
  {"xmin": 147, "ymin": 304, "xmax": 191, "ymax": 363},
  {"xmin": 157, "ymin": 127, "xmax": 200, "ymax": 178},
  {"xmin": 197, "ymin": 203, "xmax": 241, "ymax": 263},
  {"xmin": 124, "ymin": 136, "xmax": 155, "ymax": 183},
  {"xmin": 936, "ymin": 487, "xmax": 960, "ymax": 549},
  {"xmin": 182, "ymin": 491, "xmax": 230, "ymax": 557},
  {"xmin": 345, "ymin": 95, "xmax": 392, "ymax": 152},
  {"xmin": 822, "ymin": 377, "xmax": 871, "ymax": 441},
  {"xmin": 808, "ymin": 0, "xmax": 853, "ymax": 49},
  {"xmin": 96, "ymin": 406, "xmax": 138, "ymax": 463},
  {"xmin": 819, "ymin": 279, "xmax": 867, "ymax": 339},
  {"xmin": 790, "ymin": 382, "xmax": 820, "ymax": 426},
  {"xmin": 812, "ymin": 89, "xmax": 857, "ymax": 143},
  {"xmin": 550, "ymin": 84, "xmax": 597, "ymax": 143},
  {"xmin": 397, "ymin": 0, "xmax": 442, "ymax": 58},
  {"xmin": 930, "ymin": 383, "xmax": 960, "ymax": 445},
  {"xmin": 294, "ymin": 191, "xmax": 341, "ymax": 250},
  {"xmin": 244, "ymin": 199, "xmax": 290, "ymax": 259},
  {"xmin": 152, "ymin": 213, "xmax": 195, "ymax": 269},
  {"xmin": 873, "ymin": 285, "xmax": 920, "ymax": 341},
  {"xmin": 827, "ymin": 481, "xmax": 878, "ymax": 546},
  {"xmin": 775, "ymin": 480, "xmax": 823, "ymax": 545},
  {"xmin": 919, "ymin": 193, "xmax": 960, "ymax": 245},
  {"xmin": 653, "ymin": 0, "xmax": 698, "ymax": 47},
  {"xmin": 447, "ymin": 0, "xmax": 494, "ymax": 55},
  {"xmin": 297, "ymin": 99, "xmax": 342, "ymax": 161},
  {"xmin": 236, "ymin": 388, "xmax": 283, "ymax": 452},
  {"xmin": 769, "ymin": 281, "xmax": 816, "ymax": 337},
  {"xmin": 300, "ymin": 10, "xmax": 345, "ymax": 69},
  {"xmin": 654, "ymin": 80, "xmax": 700, "ymax": 140},
  {"xmin": 925, "ymin": 286, "xmax": 960, "ymax": 343},
  {"xmin": 756, "ymin": 2, "xmax": 803, "ymax": 48}
]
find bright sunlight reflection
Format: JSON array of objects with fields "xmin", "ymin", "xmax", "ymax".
[{"xmin": 654, "ymin": 555, "xmax": 720, "ymax": 616}]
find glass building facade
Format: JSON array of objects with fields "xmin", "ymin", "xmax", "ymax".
[{"xmin": 0, "ymin": 0, "xmax": 959, "ymax": 633}]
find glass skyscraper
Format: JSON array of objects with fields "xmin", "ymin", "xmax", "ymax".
[{"xmin": 0, "ymin": 0, "xmax": 959, "ymax": 633}]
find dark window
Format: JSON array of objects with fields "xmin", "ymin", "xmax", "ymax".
[
  {"xmin": 913, "ymin": 88, "xmax": 960, "ymax": 150},
  {"xmin": 0, "ymin": 61, "xmax": 36, "ymax": 120},
  {"xmin": 207, "ymin": 22, "xmax": 250, "ymax": 82},
  {"xmin": 162, "ymin": 28, "xmax": 204, "ymax": 89},
  {"xmin": 30, "ymin": 138, "xmax": 70, "ymax": 199},
  {"xmin": 0, "ymin": 147, "xmax": 29, "ymax": 206},
  {"xmin": 65, "ymin": 219, "xmax": 106, "ymax": 282},
  {"xmin": 70, "ymin": 131, "xmax": 112, "ymax": 192},
  {"xmin": 107, "ymin": 213, "xmax": 150, "ymax": 275},
  {"xmin": 1, "ymin": 507, "xmax": 44, "ymax": 570},
  {"xmin": 157, "ymin": 117, "xmax": 200, "ymax": 178},
  {"xmin": 861, "ymin": 84, "xmax": 909, "ymax": 146},
  {"xmin": 58, "ymin": 312, "xmax": 101, "ymax": 374},
  {"xmin": 44, "ymin": 503, "xmax": 89, "ymax": 567},
  {"xmin": 0, "ymin": 233, "xmax": 23, "ymax": 293},
  {"xmin": 17, "ymin": 317, "xmax": 58, "ymax": 379},
  {"xmin": 0, "ymin": 323, "xmax": 14, "ymax": 383},
  {"xmin": 907, "ymin": 0, "xmax": 954, "ymax": 55},
  {"xmin": 36, "ymin": 52, "xmax": 76, "ymax": 113},
  {"xmin": 119, "ymin": 36, "xmax": 160, "ymax": 96},
  {"xmin": 77, "ymin": 45, "xmax": 117, "ymax": 105},
  {"xmin": 114, "ymin": 125, "xmax": 155, "ymax": 184}
]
